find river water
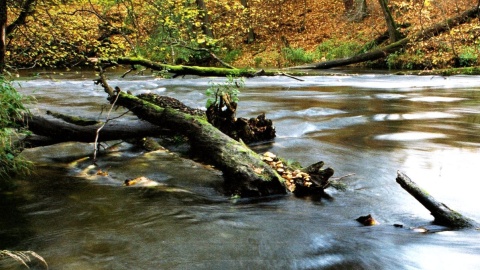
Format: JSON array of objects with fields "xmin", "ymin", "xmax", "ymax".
[{"xmin": 2, "ymin": 71, "xmax": 480, "ymax": 269}]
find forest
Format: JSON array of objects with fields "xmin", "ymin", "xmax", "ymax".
[{"xmin": 1, "ymin": 0, "xmax": 479, "ymax": 71}]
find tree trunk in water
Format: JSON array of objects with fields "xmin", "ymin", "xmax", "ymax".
[
  {"xmin": 110, "ymin": 91, "xmax": 287, "ymax": 197},
  {"xmin": 96, "ymin": 57, "xmax": 262, "ymax": 77},
  {"xmin": 378, "ymin": 0, "xmax": 402, "ymax": 42},
  {"xmin": 24, "ymin": 114, "xmax": 169, "ymax": 145},
  {"xmin": 195, "ymin": 0, "xmax": 214, "ymax": 39},
  {"xmin": 396, "ymin": 171, "xmax": 477, "ymax": 228},
  {"xmin": 0, "ymin": 0, "xmax": 6, "ymax": 74},
  {"xmin": 96, "ymin": 57, "xmax": 310, "ymax": 77}
]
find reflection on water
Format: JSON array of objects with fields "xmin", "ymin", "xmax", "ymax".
[{"xmin": 2, "ymin": 73, "xmax": 480, "ymax": 269}]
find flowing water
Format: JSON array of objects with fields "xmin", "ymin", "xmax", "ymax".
[{"xmin": 2, "ymin": 71, "xmax": 480, "ymax": 269}]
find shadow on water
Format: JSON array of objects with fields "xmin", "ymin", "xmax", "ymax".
[{"xmin": 2, "ymin": 72, "xmax": 480, "ymax": 269}]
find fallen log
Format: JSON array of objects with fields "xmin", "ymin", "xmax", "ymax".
[
  {"xmin": 95, "ymin": 57, "xmax": 260, "ymax": 77},
  {"xmin": 293, "ymin": 5, "xmax": 479, "ymax": 69},
  {"xmin": 109, "ymin": 90, "xmax": 287, "ymax": 197},
  {"xmin": 92, "ymin": 57, "xmax": 309, "ymax": 77},
  {"xmin": 396, "ymin": 171, "xmax": 477, "ymax": 229},
  {"xmin": 24, "ymin": 114, "xmax": 168, "ymax": 145},
  {"xmin": 93, "ymin": 67, "xmax": 336, "ymax": 196},
  {"xmin": 137, "ymin": 93, "xmax": 276, "ymax": 143}
]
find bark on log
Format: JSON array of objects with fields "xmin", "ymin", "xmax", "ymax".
[
  {"xmin": 396, "ymin": 171, "xmax": 477, "ymax": 229},
  {"xmin": 25, "ymin": 114, "xmax": 168, "ymax": 144},
  {"xmin": 294, "ymin": 6, "xmax": 479, "ymax": 69},
  {"xmin": 110, "ymin": 91, "xmax": 287, "ymax": 197}
]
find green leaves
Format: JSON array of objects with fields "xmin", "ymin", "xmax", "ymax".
[
  {"xmin": 0, "ymin": 77, "xmax": 33, "ymax": 181},
  {"xmin": 205, "ymin": 75, "xmax": 244, "ymax": 109}
]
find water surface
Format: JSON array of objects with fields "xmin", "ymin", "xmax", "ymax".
[{"xmin": 2, "ymin": 72, "xmax": 480, "ymax": 269}]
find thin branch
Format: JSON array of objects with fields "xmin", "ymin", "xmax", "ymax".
[
  {"xmin": 121, "ymin": 65, "xmax": 137, "ymax": 78},
  {"xmin": 93, "ymin": 65, "xmax": 115, "ymax": 96},
  {"xmin": 93, "ymin": 89, "xmax": 121, "ymax": 163},
  {"xmin": 330, "ymin": 173, "xmax": 355, "ymax": 181},
  {"xmin": 278, "ymin": 72, "xmax": 304, "ymax": 81}
]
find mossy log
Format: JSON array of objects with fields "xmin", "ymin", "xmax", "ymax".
[
  {"xmin": 294, "ymin": 5, "xmax": 479, "ymax": 69},
  {"xmin": 110, "ymin": 91, "xmax": 287, "ymax": 196},
  {"xmin": 396, "ymin": 171, "xmax": 477, "ymax": 229},
  {"xmin": 94, "ymin": 57, "xmax": 311, "ymax": 77},
  {"xmin": 96, "ymin": 57, "xmax": 261, "ymax": 77}
]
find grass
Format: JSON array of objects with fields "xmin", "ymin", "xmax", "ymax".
[
  {"xmin": 0, "ymin": 250, "xmax": 48, "ymax": 269},
  {"xmin": 315, "ymin": 40, "xmax": 362, "ymax": 61},
  {"xmin": 282, "ymin": 47, "xmax": 314, "ymax": 65}
]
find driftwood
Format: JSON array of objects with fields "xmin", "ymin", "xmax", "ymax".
[
  {"xmin": 396, "ymin": 171, "xmax": 477, "ymax": 229},
  {"xmin": 293, "ymin": 5, "xmax": 480, "ymax": 69}
]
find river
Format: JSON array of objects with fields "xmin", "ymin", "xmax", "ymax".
[{"xmin": 1, "ymin": 71, "xmax": 480, "ymax": 269}]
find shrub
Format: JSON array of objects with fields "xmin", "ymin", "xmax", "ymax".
[
  {"xmin": 0, "ymin": 77, "xmax": 33, "ymax": 187},
  {"xmin": 282, "ymin": 47, "xmax": 314, "ymax": 65},
  {"xmin": 457, "ymin": 46, "xmax": 478, "ymax": 67},
  {"xmin": 315, "ymin": 40, "xmax": 362, "ymax": 60}
]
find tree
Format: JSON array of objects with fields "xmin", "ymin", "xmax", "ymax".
[
  {"xmin": 0, "ymin": 0, "xmax": 6, "ymax": 73},
  {"xmin": 195, "ymin": 0, "xmax": 213, "ymax": 39},
  {"xmin": 5, "ymin": 0, "xmax": 36, "ymax": 36},
  {"xmin": 343, "ymin": 0, "xmax": 368, "ymax": 21},
  {"xmin": 240, "ymin": 0, "xmax": 255, "ymax": 43},
  {"xmin": 378, "ymin": 0, "xmax": 402, "ymax": 42}
]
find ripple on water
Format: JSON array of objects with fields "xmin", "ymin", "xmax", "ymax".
[
  {"xmin": 372, "ymin": 111, "xmax": 458, "ymax": 121},
  {"xmin": 296, "ymin": 107, "xmax": 346, "ymax": 117},
  {"xmin": 374, "ymin": 131, "xmax": 447, "ymax": 141},
  {"xmin": 407, "ymin": 96, "xmax": 467, "ymax": 102}
]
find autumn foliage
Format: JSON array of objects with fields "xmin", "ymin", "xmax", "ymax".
[{"xmin": 4, "ymin": 0, "xmax": 480, "ymax": 70}]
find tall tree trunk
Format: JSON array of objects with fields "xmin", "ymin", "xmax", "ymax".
[
  {"xmin": 344, "ymin": 0, "xmax": 367, "ymax": 21},
  {"xmin": 378, "ymin": 0, "xmax": 402, "ymax": 42},
  {"xmin": 195, "ymin": 0, "xmax": 214, "ymax": 39},
  {"xmin": 343, "ymin": 0, "xmax": 354, "ymax": 13},
  {"xmin": 0, "ymin": 0, "xmax": 6, "ymax": 74},
  {"xmin": 240, "ymin": 0, "xmax": 255, "ymax": 43},
  {"xmin": 6, "ymin": 0, "xmax": 36, "ymax": 36}
]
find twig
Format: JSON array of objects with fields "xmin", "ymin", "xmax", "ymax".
[
  {"xmin": 93, "ymin": 90, "xmax": 120, "ymax": 163},
  {"xmin": 121, "ymin": 65, "xmax": 137, "ymax": 78},
  {"xmin": 278, "ymin": 72, "xmax": 304, "ymax": 81},
  {"xmin": 330, "ymin": 173, "xmax": 355, "ymax": 181}
]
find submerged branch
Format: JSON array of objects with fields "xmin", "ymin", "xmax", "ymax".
[{"xmin": 396, "ymin": 171, "xmax": 477, "ymax": 229}]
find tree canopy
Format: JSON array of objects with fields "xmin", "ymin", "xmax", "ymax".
[{"xmin": 1, "ymin": 0, "xmax": 479, "ymax": 70}]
